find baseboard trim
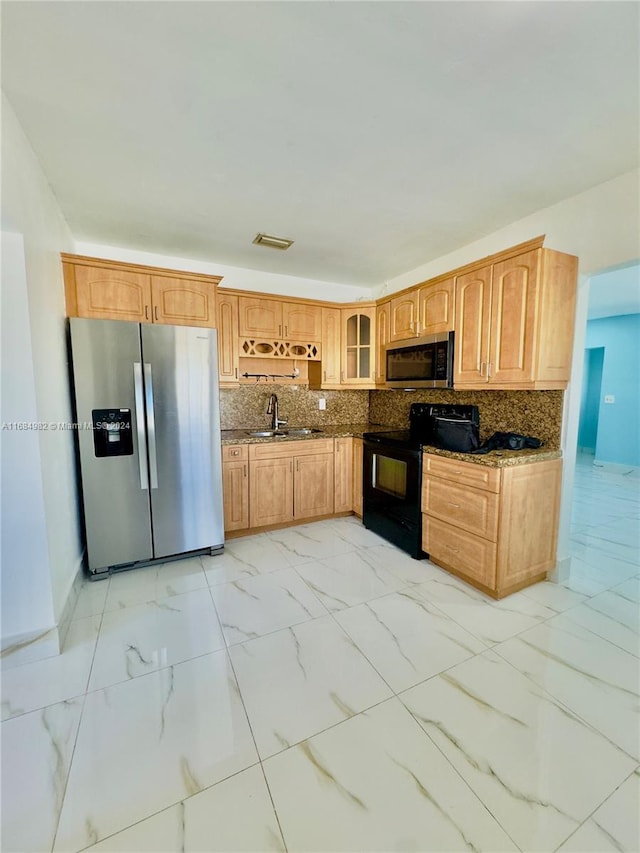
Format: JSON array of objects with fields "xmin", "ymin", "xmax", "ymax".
[
  {"xmin": 57, "ymin": 550, "xmax": 86, "ymax": 648},
  {"xmin": 547, "ymin": 555, "xmax": 572, "ymax": 584},
  {"xmin": 593, "ymin": 459, "xmax": 640, "ymax": 475}
]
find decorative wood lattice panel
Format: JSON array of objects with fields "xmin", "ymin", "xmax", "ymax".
[{"xmin": 240, "ymin": 339, "xmax": 321, "ymax": 360}]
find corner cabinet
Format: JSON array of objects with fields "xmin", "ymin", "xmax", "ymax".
[
  {"xmin": 454, "ymin": 248, "xmax": 578, "ymax": 390},
  {"xmin": 422, "ymin": 454, "xmax": 562, "ymax": 598},
  {"xmin": 62, "ymin": 255, "xmax": 221, "ymax": 328},
  {"xmin": 341, "ymin": 307, "xmax": 376, "ymax": 385}
]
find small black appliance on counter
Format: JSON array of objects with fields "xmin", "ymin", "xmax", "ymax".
[{"xmin": 362, "ymin": 403, "xmax": 480, "ymax": 558}]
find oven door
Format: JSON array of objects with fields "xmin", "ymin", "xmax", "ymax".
[{"xmin": 362, "ymin": 440, "xmax": 423, "ymax": 558}]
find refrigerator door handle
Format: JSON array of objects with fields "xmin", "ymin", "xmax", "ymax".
[
  {"xmin": 144, "ymin": 363, "xmax": 159, "ymax": 489},
  {"xmin": 133, "ymin": 362, "xmax": 149, "ymax": 491}
]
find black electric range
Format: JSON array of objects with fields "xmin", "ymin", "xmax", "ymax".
[{"xmin": 362, "ymin": 404, "xmax": 479, "ymax": 558}]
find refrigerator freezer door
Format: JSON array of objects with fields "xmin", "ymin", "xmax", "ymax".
[
  {"xmin": 140, "ymin": 324, "xmax": 224, "ymax": 558},
  {"xmin": 69, "ymin": 318, "xmax": 153, "ymax": 571}
]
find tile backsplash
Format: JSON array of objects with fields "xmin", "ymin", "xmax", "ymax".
[
  {"xmin": 369, "ymin": 389, "xmax": 564, "ymax": 448},
  {"xmin": 220, "ymin": 385, "xmax": 370, "ymax": 430},
  {"xmin": 220, "ymin": 385, "xmax": 563, "ymax": 448}
]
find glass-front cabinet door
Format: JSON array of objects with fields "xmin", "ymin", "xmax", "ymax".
[{"xmin": 340, "ymin": 306, "xmax": 376, "ymax": 385}]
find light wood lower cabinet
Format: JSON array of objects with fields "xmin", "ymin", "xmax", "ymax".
[
  {"xmin": 222, "ymin": 437, "xmax": 366, "ymax": 533},
  {"xmin": 422, "ymin": 453, "xmax": 562, "ymax": 598},
  {"xmin": 221, "ymin": 445, "xmax": 249, "ymax": 532},
  {"xmin": 248, "ymin": 439, "xmax": 334, "ymax": 529},
  {"xmin": 250, "ymin": 456, "xmax": 295, "ymax": 528},
  {"xmin": 352, "ymin": 438, "xmax": 363, "ymax": 516},
  {"xmin": 334, "ymin": 437, "xmax": 353, "ymax": 513},
  {"xmin": 295, "ymin": 453, "xmax": 334, "ymax": 520}
]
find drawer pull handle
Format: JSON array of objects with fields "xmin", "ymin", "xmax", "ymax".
[
  {"xmin": 243, "ymin": 464, "xmax": 247, "ymax": 478},
  {"xmin": 447, "ymin": 502, "xmax": 460, "ymax": 508},
  {"xmin": 445, "ymin": 545, "xmax": 460, "ymax": 553}
]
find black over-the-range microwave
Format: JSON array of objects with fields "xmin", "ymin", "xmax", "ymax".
[{"xmin": 385, "ymin": 331, "xmax": 454, "ymax": 389}]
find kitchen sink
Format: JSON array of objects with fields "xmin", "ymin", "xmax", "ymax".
[{"xmin": 245, "ymin": 428, "xmax": 323, "ymax": 438}]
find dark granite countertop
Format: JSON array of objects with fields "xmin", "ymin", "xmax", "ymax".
[
  {"xmin": 220, "ymin": 423, "xmax": 392, "ymax": 444},
  {"xmin": 423, "ymin": 446, "xmax": 562, "ymax": 467},
  {"xmin": 221, "ymin": 424, "xmax": 561, "ymax": 466}
]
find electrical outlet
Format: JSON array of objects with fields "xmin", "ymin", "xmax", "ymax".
[
  {"xmin": 318, "ymin": 398, "xmax": 326, "ymax": 410},
  {"xmin": 604, "ymin": 395, "xmax": 615, "ymax": 404}
]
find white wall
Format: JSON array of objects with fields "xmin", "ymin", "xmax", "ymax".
[
  {"xmin": 1, "ymin": 94, "xmax": 82, "ymax": 633},
  {"xmin": 377, "ymin": 169, "xmax": 640, "ymax": 296},
  {"xmin": 377, "ymin": 169, "xmax": 640, "ymax": 571},
  {"xmin": 74, "ymin": 242, "xmax": 370, "ymax": 304},
  {"xmin": 1, "ymin": 233, "xmax": 56, "ymax": 642}
]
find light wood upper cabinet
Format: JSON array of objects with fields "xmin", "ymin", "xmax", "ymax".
[
  {"xmin": 341, "ymin": 307, "xmax": 376, "ymax": 385},
  {"xmin": 150, "ymin": 276, "xmax": 216, "ymax": 327},
  {"xmin": 282, "ymin": 303, "xmax": 321, "ymax": 341},
  {"xmin": 418, "ymin": 277, "xmax": 455, "ymax": 335},
  {"xmin": 238, "ymin": 297, "xmax": 283, "ymax": 338},
  {"xmin": 454, "ymin": 249, "xmax": 577, "ymax": 389},
  {"xmin": 62, "ymin": 255, "xmax": 221, "ymax": 327},
  {"xmin": 69, "ymin": 264, "xmax": 153, "ymax": 323},
  {"xmin": 375, "ymin": 301, "xmax": 390, "ymax": 384},
  {"xmin": 389, "ymin": 292, "xmax": 419, "ymax": 341},
  {"xmin": 320, "ymin": 307, "xmax": 342, "ymax": 385},
  {"xmin": 217, "ymin": 291, "xmax": 239, "ymax": 386},
  {"xmin": 454, "ymin": 265, "xmax": 492, "ymax": 385}
]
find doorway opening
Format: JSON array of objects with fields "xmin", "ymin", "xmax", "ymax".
[{"xmin": 577, "ymin": 347, "xmax": 604, "ymax": 457}]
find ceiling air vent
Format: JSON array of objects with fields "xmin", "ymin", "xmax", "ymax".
[{"xmin": 252, "ymin": 233, "xmax": 294, "ymax": 250}]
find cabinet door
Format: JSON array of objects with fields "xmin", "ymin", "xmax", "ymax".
[
  {"xmin": 321, "ymin": 308, "xmax": 342, "ymax": 385},
  {"xmin": 217, "ymin": 293, "xmax": 239, "ymax": 385},
  {"xmin": 389, "ymin": 292, "xmax": 419, "ymax": 341},
  {"xmin": 418, "ymin": 277, "xmax": 455, "ymax": 335},
  {"xmin": 423, "ymin": 516, "xmax": 497, "ymax": 589},
  {"xmin": 488, "ymin": 251, "xmax": 539, "ymax": 384},
  {"xmin": 74, "ymin": 265, "xmax": 152, "ymax": 322},
  {"xmin": 294, "ymin": 453, "xmax": 334, "ymax": 520},
  {"xmin": 222, "ymin": 460, "xmax": 249, "ymax": 531},
  {"xmin": 341, "ymin": 308, "xmax": 375, "ymax": 385},
  {"xmin": 454, "ymin": 266, "xmax": 492, "ymax": 385},
  {"xmin": 249, "ymin": 457, "xmax": 293, "ymax": 527},
  {"xmin": 238, "ymin": 297, "xmax": 283, "ymax": 338},
  {"xmin": 375, "ymin": 302, "xmax": 390, "ymax": 384},
  {"xmin": 282, "ymin": 303, "xmax": 322, "ymax": 341},
  {"xmin": 150, "ymin": 276, "xmax": 216, "ymax": 327},
  {"xmin": 352, "ymin": 438, "xmax": 363, "ymax": 516},
  {"xmin": 334, "ymin": 438, "xmax": 353, "ymax": 513}
]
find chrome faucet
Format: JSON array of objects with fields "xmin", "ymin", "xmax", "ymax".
[{"xmin": 266, "ymin": 394, "xmax": 287, "ymax": 431}]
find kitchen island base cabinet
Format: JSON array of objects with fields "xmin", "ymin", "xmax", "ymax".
[{"xmin": 422, "ymin": 454, "xmax": 562, "ymax": 599}]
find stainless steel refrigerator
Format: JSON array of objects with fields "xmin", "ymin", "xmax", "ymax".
[{"xmin": 69, "ymin": 318, "xmax": 224, "ymax": 578}]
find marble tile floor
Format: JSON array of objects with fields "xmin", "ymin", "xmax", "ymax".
[{"xmin": 2, "ymin": 457, "xmax": 639, "ymax": 852}]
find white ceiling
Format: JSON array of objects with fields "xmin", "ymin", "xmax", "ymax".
[
  {"xmin": 2, "ymin": 2, "xmax": 639, "ymax": 288},
  {"xmin": 588, "ymin": 264, "xmax": 640, "ymax": 320}
]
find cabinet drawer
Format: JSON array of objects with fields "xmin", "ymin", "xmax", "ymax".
[
  {"xmin": 222, "ymin": 444, "xmax": 248, "ymax": 461},
  {"xmin": 424, "ymin": 454, "xmax": 501, "ymax": 492},
  {"xmin": 423, "ymin": 515, "xmax": 496, "ymax": 589},
  {"xmin": 422, "ymin": 477, "xmax": 499, "ymax": 541},
  {"xmin": 249, "ymin": 439, "xmax": 334, "ymax": 460}
]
